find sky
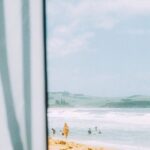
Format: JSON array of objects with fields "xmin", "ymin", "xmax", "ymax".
[{"xmin": 46, "ymin": 0, "xmax": 150, "ymax": 97}]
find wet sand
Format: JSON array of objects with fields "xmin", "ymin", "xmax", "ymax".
[{"xmin": 49, "ymin": 138, "xmax": 115, "ymax": 150}]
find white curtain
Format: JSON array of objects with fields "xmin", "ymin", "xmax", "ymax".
[{"xmin": 0, "ymin": 0, "xmax": 47, "ymax": 150}]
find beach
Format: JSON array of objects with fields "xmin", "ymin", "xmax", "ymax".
[
  {"xmin": 48, "ymin": 108, "xmax": 150, "ymax": 150},
  {"xmin": 48, "ymin": 138, "xmax": 114, "ymax": 150}
]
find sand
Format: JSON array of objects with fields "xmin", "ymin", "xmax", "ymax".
[{"xmin": 48, "ymin": 138, "xmax": 115, "ymax": 150}]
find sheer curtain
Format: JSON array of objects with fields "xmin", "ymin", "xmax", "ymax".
[{"xmin": 0, "ymin": 0, "xmax": 47, "ymax": 150}]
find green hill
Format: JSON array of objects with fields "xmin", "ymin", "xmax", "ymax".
[{"xmin": 48, "ymin": 92, "xmax": 150, "ymax": 108}]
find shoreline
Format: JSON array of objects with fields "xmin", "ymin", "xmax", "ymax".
[{"xmin": 48, "ymin": 138, "xmax": 115, "ymax": 150}]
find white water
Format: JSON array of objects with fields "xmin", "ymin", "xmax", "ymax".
[{"xmin": 48, "ymin": 108, "xmax": 150, "ymax": 150}]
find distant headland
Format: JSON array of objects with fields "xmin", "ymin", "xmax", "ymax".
[{"xmin": 48, "ymin": 91, "xmax": 150, "ymax": 108}]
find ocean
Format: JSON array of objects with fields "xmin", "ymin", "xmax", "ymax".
[{"xmin": 48, "ymin": 108, "xmax": 150, "ymax": 150}]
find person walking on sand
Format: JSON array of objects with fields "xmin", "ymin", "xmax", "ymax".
[{"xmin": 62, "ymin": 122, "xmax": 69, "ymax": 139}]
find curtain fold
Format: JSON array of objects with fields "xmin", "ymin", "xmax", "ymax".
[
  {"xmin": 22, "ymin": 0, "xmax": 32, "ymax": 149},
  {"xmin": 0, "ymin": 0, "xmax": 46, "ymax": 150}
]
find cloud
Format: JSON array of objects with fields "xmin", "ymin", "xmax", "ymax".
[
  {"xmin": 115, "ymin": 0, "xmax": 150, "ymax": 15},
  {"xmin": 47, "ymin": 0, "xmax": 150, "ymax": 57},
  {"xmin": 70, "ymin": 0, "xmax": 150, "ymax": 17},
  {"xmin": 51, "ymin": 21, "xmax": 79, "ymax": 37},
  {"xmin": 48, "ymin": 28, "xmax": 94, "ymax": 57},
  {"xmin": 95, "ymin": 18, "xmax": 119, "ymax": 29},
  {"xmin": 47, "ymin": 0, "xmax": 150, "ymax": 26},
  {"xmin": 120, "ymin": 29, "xmax": 150, "ymax": 35}
]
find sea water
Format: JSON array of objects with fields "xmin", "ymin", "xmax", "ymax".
[{"xmin": 48, "ymin": 108, "xmax": 150, "ymax": 150}]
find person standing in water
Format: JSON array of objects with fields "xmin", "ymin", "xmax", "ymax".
[
  {"xmin": 88, "ymin": 128, "xmax": 92, "ymax": 135},
  {"xmin": 95, "ymin": 126, "xmax": 98, "ymax": 131},
  {"xmin": 98, "ymin": 130, "xmax": 102, "ymax": 134},
  {"xmin": 62, "ymin": 122, "xmax": 69, "ymax": 139},
  {"xmin": 51, "ymin": 128, "xmax": 56, "ymax": 136}
]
